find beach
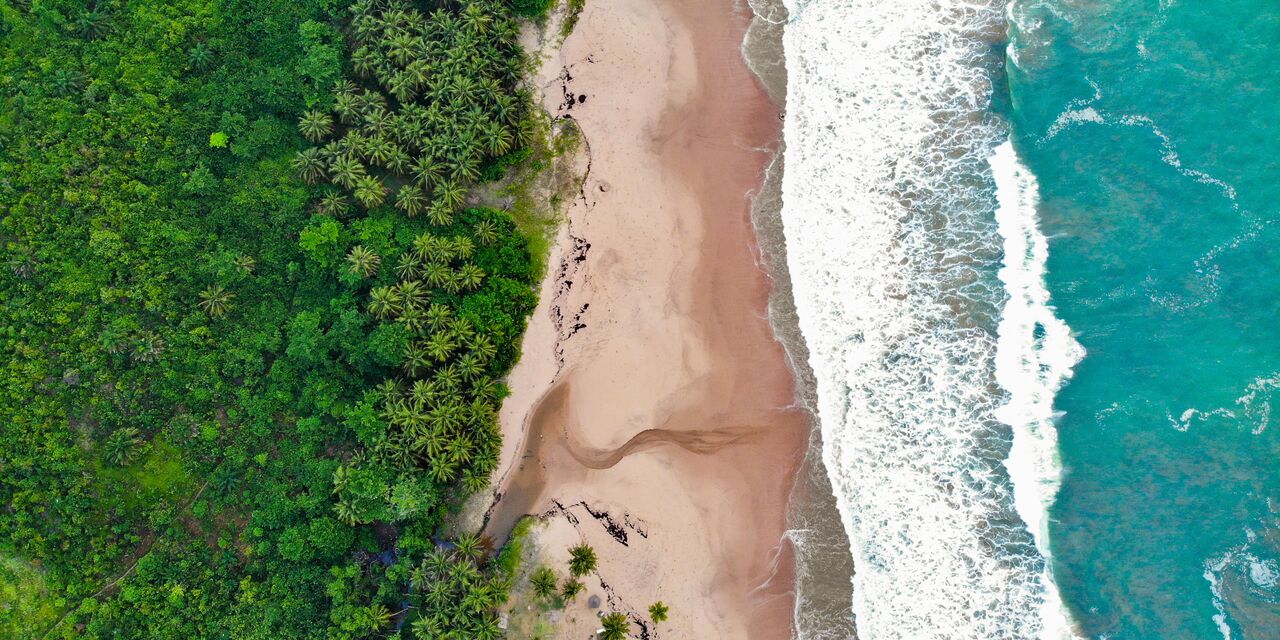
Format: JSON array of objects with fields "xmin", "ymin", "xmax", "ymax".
[{"xmin": 481, "ymin": 0, "xmax": 807, "ymax": 636}]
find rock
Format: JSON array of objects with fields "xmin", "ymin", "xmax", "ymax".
[{"xmin": 587, "ymin": 594, "xmax": 601, "ymax": 609}]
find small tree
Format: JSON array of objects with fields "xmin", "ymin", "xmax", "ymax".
[
  {"xmin": 649, "ymin": 601, "xmax": 669, "ymax": 624},
  {"xmin": 599, "ymin": 612, "xmax": 629, "ymax": 640},
  {"xmin": 198, "ymin": 284, "xmax": 235, "ymax": 317},
  {"xmin": 530, "ymin": 566, "xmax": 557, "ymax": 599},
  {"xmin": 561, "ymin": 578, "xmax": 584, "ymax": 602},
  {"xmin": 568, "ymin": 543, "xmax": 597, "ymax": 577}
]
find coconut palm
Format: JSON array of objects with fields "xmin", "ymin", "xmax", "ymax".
[
  {"xmin": 569, "ymin": 544, "xmax": 597, "ymax": 577},
  {"xmin": 103, "ymin": 427, "xmax": 146, "ymax": 466},
  {"xmin": 454, "ymin": 533, "xmax": 484, "ymax": 564},
  {"xmin": 298, "ymin": 110, "xmax": 333, "ymax": 142},
  {"xmin": 354, "ymin": 175, "xmax": 388, "ymax": 208},
  {"xmin": 319, "ymin": 192, "xmax": 351, "ymax": 217},
  {"xmin": 649, "ymin": 601, "xmax": 669, "ymax": 624},
  {"xmin": 198, "ymin": 284, "xmax": 235, "ymax": 317},
  {"xmin": 457, "ymin": 263, "xmax": 485, "ymax": 290},
  {"xmin": 435, "ymin": 180, "xmax": 466, "ymax": 210},
  {"xmin": 334, "ymin": 92, "xmax": 360, "ymax": 124},
  {"xmin": 561, "ymin": 579, "xmax": 584, "ymax": 602},
  {"xmin": 425, "ymin": 332, "xmax": 455, "ymax": 362},
  {"xmin": 346, "ymin": 245, "xmax": 381, "ymax": 278},
  {"xmin": 292, "ymin": 147, "xmax": 327, "ymax": 183},
  {"xmin": 412, "ymin": 156, "xmax": 445, "ymax": 188},
  {"xmin": 529, "ymin": 567, "xmax": 557, "ymax": 600},
  {"xmin": 395, "ymin": 184, "xmax": 428, "ymax": 217},
  {"xmin": 329, "ymin": 155, "xmax": 367, "ymax": 189},
  {"xmin": 599, "ymin": 612, "xmax": 630, "ymax": 640},
  {"xmin": 368, "ymin": 286, "xmax": 402, "ymax": 319},
  {"xmin": 427, "ymin": 202, "xmax": 454, "ymax": 227},
  {"xmin": 473, "ymin": 219, "xmax": 498, "ymax": 245},
  {"xmin": 233, "ymin": 254, "xmax": 256, "ymax": 274}
]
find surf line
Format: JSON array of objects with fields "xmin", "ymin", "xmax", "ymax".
[{"xmin": 990, "ymin": 138, "xmax": 1086, "ymax": 640}]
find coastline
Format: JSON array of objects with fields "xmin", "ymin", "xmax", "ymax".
[{"xmin": 482, "ymin": 0, "xmax": 806, "ymax": 636}]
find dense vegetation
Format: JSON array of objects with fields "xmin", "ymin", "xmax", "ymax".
[{"xmin": 0, "ymin": 0, "xmax": 546, "ymax": 637}]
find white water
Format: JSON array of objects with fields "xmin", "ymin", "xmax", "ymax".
[
  {"xmin": 990, "ymin": 140, "xmax": 1084, "ymax": 639},
  {"xmin": 779, "ymin": 1, "xmax": 1079, "ymax": 637}
]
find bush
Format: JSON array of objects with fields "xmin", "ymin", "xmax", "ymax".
[{"xmin": 509, "ymin": 0, "xmax": 554, "ymax": 19}]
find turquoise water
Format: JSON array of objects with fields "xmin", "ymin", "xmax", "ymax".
[{"xmin": 1007, "ymin": 2, "xmax": 1280, "ymax": 637}]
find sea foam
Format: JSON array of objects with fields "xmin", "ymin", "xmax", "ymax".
[{"xmin": 780, "ymin": 1, "xmax": 1078, "ymax": 637}]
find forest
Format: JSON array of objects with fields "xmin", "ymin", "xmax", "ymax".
[{"xmin": 0, "ymin": 0, "xmax": 558, "ymax": 636}]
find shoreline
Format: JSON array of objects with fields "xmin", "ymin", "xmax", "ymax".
[{"xmin": 482, "ymin": 0, "xmax": 807, "ymax": 636}]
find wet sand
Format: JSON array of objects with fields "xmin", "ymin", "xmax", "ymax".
[{"xmin": 483, "ymin": 0, "xmax": 806, "ymax": 637}]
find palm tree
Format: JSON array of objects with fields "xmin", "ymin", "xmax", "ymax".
[
  {"xmin": 329, "ymin": 155, "xmax": 366, "ymax": 189},
  {"xmin": 599, "ymin": 612, "xmax": 630, "ymax": 640},
  {"xmin": 471, "ymin": 334, "xmax": 497, "ymax": 362},
  {"xmin": 198, "ymin": 284, "xmax": 235, "ymax": 317},
  {"xmin": 530, "ymin": 566, "xmax": 557, "ymax": 599},
  {"xmin": 346, "ymin": 245, "xmax": 381, "ymax": 278},
  {"xmin": 319, "ymin": 192, "xmax": 351, "ymax": 216},
  {"xmin": 456, "ymin": 354, "xmax": 484, "ymax": 382},
  {"xmin": 425, "ymin": 304, "xmax": 453, "ymax": 332},
  {"xmin": 472, "ymin": 614, "xmax": 501, "ymax": 640},
  {"xmin": 368, "ymin": 286, "xmax": 402, "ymax": 319},
  {"xmin": 335, "ymin": 498, "xmax": 362, "ymax": 525},
  {"xmin": 103, "ymin": 428, "xmax": 146, "ymax": 466},
  {"xmin": 473, "ymin": 219, "xmax": 498, "ymax": 245},
  {"xmin": 561, "ymin": 579, "xmax": 584, "ymax": 602},
  {"xmin": 454, "ymin": 532, "xmax": 484, "ymax": 564},
  {"xmin": 435, "ymin": 180, "xmax": 466, "ymax": 210},
  {"xmin": 457, "ymin": 263, "xmax": 485, "ymax": 290},
  {"xmin": 482, "ymin": 121, "xmax": 514, "ymax": 156},
  {"xmin": 334, "ymin": 91, "xmax": 361, "ymax": 124},
  {"xmin": 298, "ymin": 110, "xmax": 333, "ymax": 142},
  {"xmin": 354, "ymin": 175, "xmax": 388, "ymax": 208},
  {"xmin": 648, "ymin": 601, "xmax": 669, "ymax": 624},
  {"xmin": 412, "ymin": 156, "xmax": 444, "ymax": 188},
  {"xmin": 396, "ymin": 184, "xmax": 428, "ymax": 217},
  {"xmin": 188, "ymin": 42, "xmax": 213, "ymax": 68},
  {"xmin": 426, "ymin": 332, "xmax": 455, "ymax": 362},
  {"xmin": 292, "ymin": 147, "xmax": 327, "ymax": 183},
  {"xmin": 423, "ymin": 263, "xmax": 451, "ymax": 289},
  {"xmin": 462, "ymin": 470, "xmax": 489, "ymax": 494},
  {"xmin": 233, "ymin": 254, "xmax": 256, "ymax": 274},
  {"xmin": 569, "ymin": 544, "xmax": 597, "ymax": 577}
]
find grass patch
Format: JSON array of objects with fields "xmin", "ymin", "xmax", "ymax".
[
  {"xmin": 0, "ymin": 556, "xmax": 60, "ymax": 637},
  {"xmin": 560, "ymin": 0, "xmax": 586, "ymax": 40},
  {"xmin": 96, "ymin": 437, "xmax": 194, "ymax": 513}
]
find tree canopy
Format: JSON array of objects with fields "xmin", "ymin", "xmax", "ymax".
[{"xmin": 0, "ymin": 0, "xmax": 543, "ymax": 637}]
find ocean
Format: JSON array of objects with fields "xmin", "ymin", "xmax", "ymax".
[{"xmin": 771, "ymin": 0, "xmax": 1280, "ymax": 638}]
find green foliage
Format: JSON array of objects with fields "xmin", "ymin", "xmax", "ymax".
[
  {"xmin": 600, "ymin": 612, "xmax": 631, "ymax": 640},
  {"xmin": 530, "ymin": 566, "xmax": 557, "ymax": 599},
  {"xmin": 560, "ymin": 577, "xmax": 583, "ymax": 601},
  {"xmin": 509, "ymin": 0, "xmax": 555, "ymax": 19},
  {"xmin": 649, "ymin": 600, "xmax": 669, "ymax": 624},
  {"xmin": 568, "ymin": 543, "xmax": 597, "ymax": 577},
  {"xmin": 0, "ymin": 0, "xmax": 546, "ymax": 637}
]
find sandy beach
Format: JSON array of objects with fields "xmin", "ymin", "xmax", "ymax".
[{"xmin": 479, "ymin": 0, "xmax": 807, "ymax": 636}]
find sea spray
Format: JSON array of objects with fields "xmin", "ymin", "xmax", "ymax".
[
  {"xmin": 990, "ymin": 139, "xmax": 1084, "ymax": 639},
  {"xmin": 779, "ymin": 0, "xmax": 1072, "ymax": 637}
]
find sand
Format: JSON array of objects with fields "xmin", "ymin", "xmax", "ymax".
[{"xmin": 483, "ymin": 0, "xmax": 805, "ymax": 637}]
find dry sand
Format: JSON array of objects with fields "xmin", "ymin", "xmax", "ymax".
[{"xmin": 484, "ymin": 0, "xmax": 805, "ymax": 637}]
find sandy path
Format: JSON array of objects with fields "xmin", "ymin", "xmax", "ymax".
[{"xmin": 485, "ymin": 0, "xmax": 805, "ymax": 637}]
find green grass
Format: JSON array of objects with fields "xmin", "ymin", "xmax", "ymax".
[
  {"xmin": 96, "ymin": 438, "xmax": 194, "ymax": 512},
  {"xmin": 560, "ymin": 0, "xmax": 586, "ymax": 39},
  {"xmin": 0, "ymin": 556, "xmax": 60, "ymax": 638}
]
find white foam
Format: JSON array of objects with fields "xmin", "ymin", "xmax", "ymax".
[
  {"xmin": 780, "ymin": 1, "xmax": 1079, "ymax": 637},
  {"xmin": 990, "ymin": 140, "xmax": 1085, "ymax": 640}
]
